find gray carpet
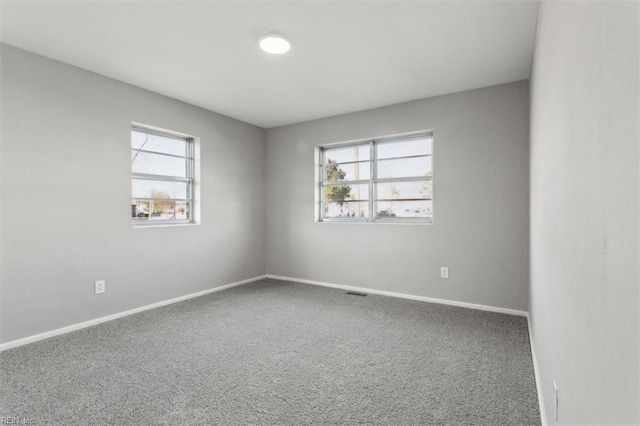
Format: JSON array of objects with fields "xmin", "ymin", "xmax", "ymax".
[{"xmin": 0, "ymin": 279, "xmax": 540, "ymax": 425}]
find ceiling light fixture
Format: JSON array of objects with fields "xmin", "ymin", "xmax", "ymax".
[{"xmin": 260, "ymin": 36, "xmax": 290, "ymax": 54}]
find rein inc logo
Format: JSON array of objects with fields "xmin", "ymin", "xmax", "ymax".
[{"xmin": 1, "ymin": 418, "xmax": 35, "ymax": 425}]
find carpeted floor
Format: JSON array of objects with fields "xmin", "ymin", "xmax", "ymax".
[{"xmin": 0, "ymin": 279, "xmax": 540, "ymax": 425}]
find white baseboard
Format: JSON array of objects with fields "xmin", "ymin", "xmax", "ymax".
[
  {"xmin": 266, "ymin": 274, "xmax": 528, "ymax": 317},
  {"xmin": 527, "ymin": 314, "xmax": 547, "ymax": 426},
  {"xmin": 0, "ymin": 275, "xmax": 267, "ymax": 351}
]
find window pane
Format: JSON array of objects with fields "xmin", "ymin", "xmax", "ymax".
[
  {"xmin": 376, "ymin": 200, "xmax": 433, "ymax": 220},
  {"xmin": 323, "ymin": 161, "xmax": 370, "ymax": 182},
  {"xmin": 132, "ymin": 199, "xmax": 178, "ymax": 221},
  {"xmin": 324, "ymin": 183, "xmax": 368, "ymax": 203},
  {"xmin": 323, "ymin": 144, "xmax": 370, "ymax": 164},
  {"xmin": 132, "ymin": 130, "xmax": 187, "ymax": 156},
  {"xmin": 131, "ymin": 150, "xmax": 187, "ymax": 177},
  {"xmin": 376, "ymin": 156, "xmax": 432, "ymax": 179},
  {"xmin": 132, "ymin": 202, "xmax": 149, "ymax": 220},
  {"xmin": 324, "ymin": 201, "xmax": 369, "ymax": 219},
  {"xmin": 150, "ymin": 200, "xmax": 175, "ymax": 221},
  {"xmin": 377, "ymin": 137, "xmax": 432, "ymax": 159},
  {"xmin": 376, "ymin": 181, "xmax": 432, "ymax": 201},
  {"xmin": 132, "ymin": 179, "xmax": 188, "ymax": 199},
  {"xmin": 175, "ymin": 201, "xmax": 189, "ymax": 220}
]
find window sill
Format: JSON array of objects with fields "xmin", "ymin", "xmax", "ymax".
[
  {"xmin": 316, "ymin": 220, "xmax": 433, "ymax": 226},
  {"xmin": 132, "ymin": 222, "xmax": 200, "ymax": 229}
]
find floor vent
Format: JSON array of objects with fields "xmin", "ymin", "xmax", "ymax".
[{"xmin": 346, "ymin": 291, "xmax": 368, "ymax": 297}]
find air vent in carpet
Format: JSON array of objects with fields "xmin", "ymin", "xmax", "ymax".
[{"xmin": 346, "ymin": 291, "xmax": 368, "ymax": 297}]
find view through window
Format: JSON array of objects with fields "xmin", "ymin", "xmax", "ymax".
[
  {"xmin": 131, "ymin": 127, "xmax": 194, "ymax": 224},
  {"xmin": 319, "ymin": 133, "xmax": 433, "ymax": 223}
]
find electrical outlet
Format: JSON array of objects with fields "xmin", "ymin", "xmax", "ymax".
[
  {"xmin": 440, "ymin": 267, "xmax": 449, "ymax": 279},
  {"xmin": 95, "ymin": 280, "xmax": 106, "ymax": 295},
  {"xmin": 553, "ymin": 380, "xmax": 558, "ymax": 423}
]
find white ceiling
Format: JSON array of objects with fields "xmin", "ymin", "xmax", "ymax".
[{"xmin": 1, "ymin": 0, "xmax": 539, "ymax": 128}]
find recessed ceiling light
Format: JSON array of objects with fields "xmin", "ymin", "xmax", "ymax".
[{"xmin": 260, "ymin": 36, "xmax": 290, "ymax": 54}]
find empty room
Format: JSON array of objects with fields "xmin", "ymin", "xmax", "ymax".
[{"xmin": 1, "ymin": 1, "xmax": 638, "ymax": 425}]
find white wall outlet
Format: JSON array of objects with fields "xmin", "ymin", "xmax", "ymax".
[
  {"xmin": 440, "ymin": 267, "xmax": 449, "ymax": 279},
  {"xmin": 95, "ymin": 280, "xmax": 106, "ymax": 295},
  {"xmin": 553, "ymin": 380, "xmax": 558, "ymax": 423}
]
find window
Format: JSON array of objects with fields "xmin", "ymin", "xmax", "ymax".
[
  {"xmin": 131, "ymin": 126, "xmax": 195, "ymax": 225},
  {"xmin": 318, "ymin": 133, "xmax": 433, "ymax": 223}
]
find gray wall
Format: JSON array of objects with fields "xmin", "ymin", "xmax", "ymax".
[
  {"xmin": 1, "ymin": 45, "xmax": 266, "ymax": 344},
  {"xmin": 530, "ymin": 3, "xmax": 639, "ymax": 425},
  {"xmin": 265, "ymin": 81, "xmax": 530, "ymax": 311}
]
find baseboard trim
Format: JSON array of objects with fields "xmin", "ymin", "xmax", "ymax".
[
  {"xmin": 266, "ymin": 274, "xmax": 528, "ymax": 317},
  {"xmin": 527, "ymin": 314, "xmax": 547, "ymax": 426},
  {"xmin": 0, "ymin": 275, "xmax": 268, "ymax": 351}
]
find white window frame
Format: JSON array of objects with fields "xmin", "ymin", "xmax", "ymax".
[
  {"xmin": 131, "ymin": 125, "xmax": 195, "ymax": 226},
  {"xmin": 317, "ymin": 131, "xmax": 433, "ymax": 224}
]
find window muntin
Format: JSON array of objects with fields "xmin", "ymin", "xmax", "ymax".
[
  {"xmin": 319, "ymin": 133, "xmax": 433, "ymax": 223},
  {"xmin": 131, "ymin": 127, "xmax": 194, "ymax": 224}
]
